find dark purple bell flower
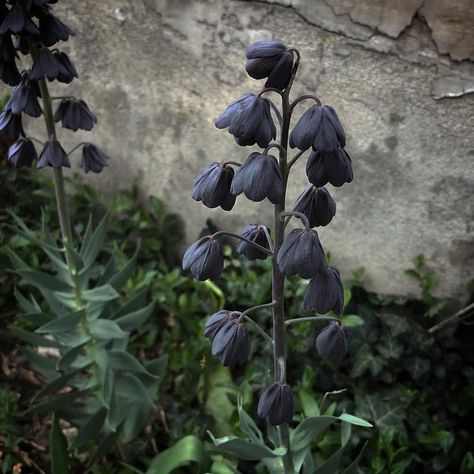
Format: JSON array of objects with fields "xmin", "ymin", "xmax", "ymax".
[
  {"xmin": 215, "ymin": 93, "xmax": 255, "ymax": 130},
  {"xmin": 245, "ymin": 41, "xmax": 293, "ymax": 90},
  {"xmin": 303, "ymin": 267, "xmax": 344, "ymax": 315},
  {"xmin": 316, "ymin": 321, "xmax": 348, "ymax": 365},
  {"xmin": 8, "ymin": 77, "xmax": 42, "ymax": 117},
  {"xmin": 277, "ymin": 228, "xmax": 326, "ymax": 278},
  {"xmin": 0, "ymin": 34, "xmax": 16, "ymax": 61},
  {"xmin": 204, "ymin": 310, "xmax": 237, "ymax": 340},
  {"xmin": 211, "ymin": 319, "xmax": 250, "ymax": 367},
  {"xmin": 8, "ymin": 138, "xmax": 37, "ymax": 167},
  {"xmin": 306, "ymin": 148, "xmax": 353, "ymax": 188},
  {"xmin": 80, "ymin": 144, "xmax": 109, "ymax": 174},
  {"xmin": 290, "ymin": 105, "xmax": 345, "ymax": 152},
  {"xmin": 39, "ymin": 14, "xmax": 75, "ymax": 47},
  {"xmin": 230, "ymin": 152, "xmax": 283, "ymax": 204},
  {"xmin": 236, "ymin": 223, "xmax": 271, "ymax": 260},
  {"xmin": 192, "ymin": 162, "xmax": 236, "ymax": 211},
  {"xmin": 54, "ymin": 98, "xmax": 96, "ymax": 131},
  {"xmin": 293, "ymin": 186, "xmax": 336, "ymax": 227},
  {"xmin": 30, "ymin": 47, "xmax": 68, "ymax": 81},
  {"xmin": 182, "ymin": 236, "xmax": 224, "ymax": 281},
  {"xmin": 0, "ymin": 60, "xmax": 21, "ymax": 86},
  {"xmin": 37, "ymin": 137, "xmax": 70, "ymax": 168},
  {"xmin": 0, "ymin": 4, "xmax": 39, "ymax": 35},
  {"xmin": 0, "ymin": 109, "xmax": 22, "ymax": 141},
  {"xmin": 257, "ymin": 382, "xmax": 294, "ymax": 426},
  {"xmin": 52, "ymin": 50, "xmax": 78, "ymax": 83}
]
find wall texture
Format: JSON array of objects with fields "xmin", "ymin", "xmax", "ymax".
[{"xmin": 16, "ymin": 0, "xmax": 474, "ymax": 300}]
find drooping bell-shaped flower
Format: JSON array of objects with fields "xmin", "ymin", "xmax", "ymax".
[
  {"xmin": 37, "ymin": 137, "xmax": 70, "ymax": 168},
  {"xmin": 216, "ymin": 94, "xmax": 276, "ymax": 148},
  {"xmin": 316, "ymin": 322, "xmax": 348, "ymax": 365},
  {"xmin": 54, "ymin": 98, "xmax": 97, "ymax": 131},
  {"xmin": 231, "ymin": 152, "xmax": 283, "ymax": 204},
  {"xmin": 290, "ymin": 105, "xmax": 345, "ymax": 152},
  {"xmin": 204, "ymin": 310, "xmax": 236, "ymax": 340},
  {"xmin": 257, "ymin": 382, "xmax": 295, "ymax": 425},
  {"xmin": 8, "ymin": 74, "xmax": 42, "ymax": 117},
  {"xmin": 80, "ymin": 144, "xmax": 109, "ymax": 174},
  {"xmin": 192, "ymin": 162, "xmax": 236, "ymax": 211},
  {"xmin": 303, "ymin": 266, "xmax": 344, "ymax": 314},
  {"xmin": 293, "ymin": 186, "xmax": 336, "ymax": 227},
  {"xmin": 212, "ymin": 319, "xmax": 250, "ymax": 367},
  {"xmin": 182, "ymin": 236, "xmax": 224, "ymax": 281},
  {"xmin": 306, "ymin": 148, "xmax": 353, "ymax": 188},
  {"xmin": 0, "ymin": 109, "xmax": 22, "ymax": 141},
  {"xmin": 0, "ymin": 3, "xmax": 39, "ymax": 35},
  {"xmin": 39, "ymin": 13, "xmax": 75, "ymax": 47},
  {"xmin": 30, "ymin": 48, "xmax": 68, "ymax": 81},
  {"xmin": 245, "ymin": 41, "xmax": 294, "ymax": 90},
  {"xmin": 8, "ymin": 138, "xmax": 37, "ymax": 167},
  {"xmin": 236, "ymin": 223, "xmax": 271, "ymax": 260},
  {"xmin": 277, "ymin": 228, "xmax": 326, "ymax": 278}
]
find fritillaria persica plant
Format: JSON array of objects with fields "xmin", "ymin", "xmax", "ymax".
[
  {"xmin": 184, "ymin": 41, "xmax": 370, "ymax": 472},
  {"xmin": 1, "ymin": 0, "xmax": 166, "ymax": 465}
]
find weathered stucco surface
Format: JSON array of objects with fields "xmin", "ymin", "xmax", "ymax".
[{"xmin": 16, "ymin": 0, "xmax": 474, "ymax": 300}]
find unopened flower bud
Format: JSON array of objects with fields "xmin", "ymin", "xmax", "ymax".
[
  {"xmin": 212, "ymin": 319, "xmax": 250, "ymax": 367},
  {"xmin": 293, "ymin": 186, "xmax": 336, "ymax": 227},
  {"xmin": 204, "ymin": 310, "xmax": 236, "ymax": 340},
  {"xmin": 257, "ymin": 382, "xmax": 294, "ymax": 425},
  {"xmin": 303, "ymin": 267, "xmax": 344, "ymax": 314},
  {"xmin": 316, "ymin": 322, "xmax": 348, "ymax": 365},
  {"xmin": 306, "ymin": 149, "xmax": 353, "ymax": 188},
  {"xmin": 182, "ymin": 236, "xmax": 224, "ymax": 281}
]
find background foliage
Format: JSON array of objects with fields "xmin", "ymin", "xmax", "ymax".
[{"xmin": 0, "ymin": 163, "xmax": 473, "ymax": 473}]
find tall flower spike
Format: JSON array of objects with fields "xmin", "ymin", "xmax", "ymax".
[
  {"xmin": 277, "ymin": 228, "xmax": 326, "ymax": 278},
  {"xmin": 316, "ymin": 322, "xmax": 348, "ymax": 365},
  {"xmin": 204, "ymin": 310, "xmax": 237, "ymax": 340},
  {"xmin": 182, "ymin": 236, "xmax": 224, "ymax": 281},
  {"xmin": 293, "ymin": 186, "xmax": 336, "ymax": 227},
  {"xmin": 80, "ymin": 144, "xmax": 109, "ymax": 174},
  {"xmin": 8, "ymin": 138, "xmax": 37, "ymax": 167},
  {"xmin": 303, "ymin": 266, "xmax": 344, "ymax": 314},
  {"xmin": 230, "ymin": 152, "xmax": 283, "ymax": 204},
  {"xmin": 37, "ymin": 137, "xmax": 70, "ymax": 168},
  {"xmin": 192, "ymin": 162, "xmax": 236, "ymax": 211},
  {"xmin": 236, "ymin": 224, "xmax": 271, "ymax": 260},
  {"xmin": 306, "ymin": 148, "xmax": 353, "ymax": 188},
  {"xmin": 211, "ymin": 319, "xmax": 250, "ymax": 367},
  {"xmin": 226, "ymin": 95, "xmax": 276, "ymax": 147},
  {"xmin": 257, "ymin": 382, "xmax": 295, "ymax": 425},
  {"xmin": 290, "ymin": 105, "xmax": 346, "ymax": 152},
  {"xmin": 245, "ymin": 41, "xmax": 294, "ymax": 90}
]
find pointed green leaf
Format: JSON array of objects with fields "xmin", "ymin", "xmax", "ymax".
[
  {"xmin": 71, "ymin": 408, "xmax": 108, "ymax": 449},
  {"xmin": 338, "ymin": 413, "xmax": 373, "ymax": 428},
  {"xmin": 108, "ymin": 350, "xmax": 152, "ymax": 375},
  {"xmin": 10, "ymin": 326, "xmax": 64, "ymax": 348},
  {"xmin": 313, "ymin": 442, "xmax": 345, "ymax": 474},
  {"xmin": 82, "ymin": 284, "xmax": 119, "ymax": 303},
  {"xmin": 15, "ymin": 288, "xmax": 41, "ymax": 313},
  {"xmin": 28, "ymin": 390, "xmax": 86, "ymax": 414},
  {"xmin": 6, "ymin": 247, "xmax": 31, "ymax": 270},
  {"xmin": 33, "ymin": 371, "xmax": 81, "ymax": 402},
  {"xmin": 115, "ymin": 301, "xmax": 155, "ymax": 332},
  {"xmin": 291, "ymin": 416, "xmax": 338, "ymax": 451},
  {"xmin": 111, "ymin": 287, "xmax": 149, "ymax": 319},
  {"xmin": 50, "ymin": 413, "xmax": 70, "ymax": 474},
  {"xmin": 18, "ymin": 312, "xmax": 56, "ymax": 326},
  {"xmin": 97, "ymin": 255, "xmax": 116, "ymax": 286},
  {"xmin": 107, "ymin": 245, "xmax": 139, "ymax": 291},
  {"xmin": 17, "ymin": 270, "xmax": 72, "ymax": 292},
  {"xmin": 237, "ymin": 395, "xmax": 263, "ymax": 444},
  {"xmin": 89, "ymin": 319, "xmax": 128, "ymax": 340},
  {"xmin": 36, "ymin": 310, "xmax": 84, "ymax": 334},
  {"xmin": 22, "ymin": 347, "xmax": 58, "ymax": 380},
  {"xmin": 80, "ymin": 213, "xmax": 109, "ymax": 267},
  {"xmin": 57, "ymin": 341, "xmax": 90, "ymax": 370}
]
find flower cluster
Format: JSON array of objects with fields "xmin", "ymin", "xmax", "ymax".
[
  {"xmin": 183, "ymin": 40, "xmax": 353, "ymax": 428},
  {"xmin": 0, "ymin": 0, "xmax": 109, "ymax": 173}
]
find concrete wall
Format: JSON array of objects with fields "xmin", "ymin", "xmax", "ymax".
[{"xmin": 10, "ymin": 0, "xmax": 474, "ymax": 301}]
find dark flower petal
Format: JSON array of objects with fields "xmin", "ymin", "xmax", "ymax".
[
  {"xmin": 80, "ymin": 144, "xmax": 109, "ymax": 174},
  {"xmin": 8, "ymin": 137, "xmax": 37, "ymax": 167},
  {"xmin": 316, "ymin": 321, "xmax": 348, "ymax": 365},
  {"xmin": 323, "ymin": 106, "xmax": 346, "ymax": 148},
  {"xmin": 303, "ymin": 266, "xmax": 344, "ymax": 314},
  {"xmin": 231, "ymin": 152, "xmax": 283, "ymax": 204},
  {"xmin": 53, "ymin": 50, "xmax": 78, "ymax": 83},
  {"xmin": 182, "ymin": 236, "xmax": 224, "ymax": 281},
  {"xmin": 0, "ymin": 60, "xmax": 21, "ymax": 86},
  {"xmin": 277, "ymin": 228, "xmax": 326, "ymax": 278},
  {"xmin": 0, "ymin": 34, "xmax": 17, "ymax": 62},
  {"xmin": 204, "ymin": 310, "xmax": 236, "ymax": 340},
  {"xmin": 192, "ymin": 162, "xmax": 236, "ymax": 211},
  {"xmin": 0, "ymin": 109, "xmax": 22, "ymax": 141},
  {"xmin": 212, "ymin": 319, "xmax": 250, "ymax": 367},
  {"xmin": 257, "ymin": 382, "xmax": 294, "ymax": 425},
  {"xmin": 265, "ymin": 51, "xmax": 294, "ymax": 90},
  {"xmin": 289, "ymin": 106, "xmax": 322, "ymax": 151},
  {"xmin": 306, "ymin": 149, "xmax": 353, "ymax": 188},
  {"xmin": 9, "ymin": 79, "xmax": 42, "ymax": 117},
  {"xmin": 0, "ymin": 4, "xmax": 39, "ymax": 35},
  {"xmin": 54, "ymin": 98, "xmax": 96, "ymax": 131},
  {"xmin": 246, "ymin": 41, "xmax": 287, "ymax": 59},
  {"xmin": 245, "ymin": 56, "xmax": 279, "ymax": 80},
  {"xmin": 215, "ymin": 93, "xmax": 255, "ymax": 130},
  {"xmin": 30, "ymin": 47, "xmax": 68, "ymax": 81},
  {"xmin": 293, "ymin": 186, "xmax": 336, "ymax": 227},
  {"xmin": 37, "ymin": 137, "xmax": 70, "ymax": 168},
  {"xmin": 236, "ymin": 223, "xmax": 271, "ymax": 260},
  {"xmin": 39, "ymin": 13, "xmax": 75, "ymax": 47}
]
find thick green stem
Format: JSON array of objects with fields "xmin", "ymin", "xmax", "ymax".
[{"xmin": 272, "ymin": 83, "xmax": 295, "ymax": 474}]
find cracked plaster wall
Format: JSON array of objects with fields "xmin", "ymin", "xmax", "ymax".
[{"xmin": 7, "ymin": 0, "xmax": 474, "ymax": 301}]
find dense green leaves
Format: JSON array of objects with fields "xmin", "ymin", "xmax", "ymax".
[{"xmin": 50, "ymin": 413, "xmax": 70, "ymax": 474}]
